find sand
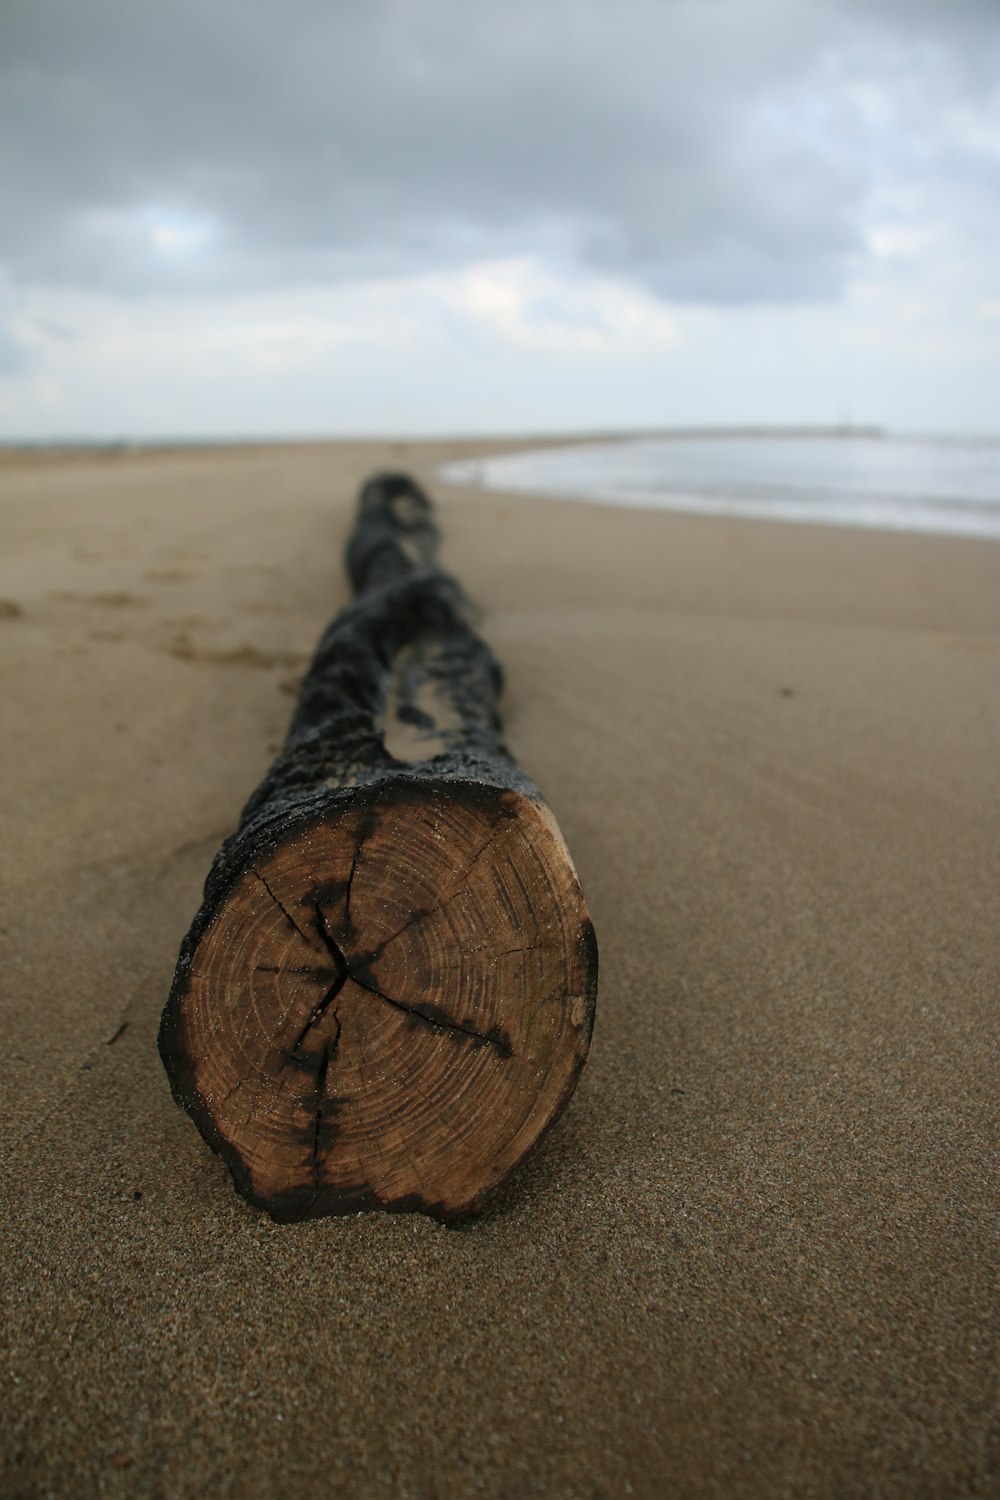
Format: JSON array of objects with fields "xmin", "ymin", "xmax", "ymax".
[{"xmin": 1, "ymin": 438, "xmax": 997, "ymax": 1499}]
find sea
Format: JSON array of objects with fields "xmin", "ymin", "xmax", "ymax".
[{"xmin": 439, "ymin": 431, "xmax": 1000, "ymax": 541}]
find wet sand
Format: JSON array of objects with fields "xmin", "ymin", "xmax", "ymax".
[{"xmin": 2, "ymin": 438, "xmax": 998, "ymax": 1498}]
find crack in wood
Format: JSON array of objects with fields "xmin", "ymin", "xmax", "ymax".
[
  {"xmin": 344, "ymin": 842, "xmax": 360, "ymax": 930},
  {"xmin": 310, "ymin": 1018, "xmax": 340, "ymax": 1191},
  {"xmin": 289, "ymin": 905, "xmax": 350, "ymax": 1055},
  {"xmin": 356, "ymin": 816, "xmax": 511, "ymax": 968},
  {"xmin": 220, "ymin": 1071, "xmax": 254, "ymax": 1106},
  {"xmin": 289, "ymin": 894, "xmax": 515, "ymax": 1060},
  {"xmin": 350, "ymin": 972, "xmax": 514, "ymax": 1058},
  {"xmin": 256, "ymin": 964, "xmax": 341, "ymax": 978},
  {"xmin": 252, "ymin": 868, "xmax": 318, "ymax": 949}
]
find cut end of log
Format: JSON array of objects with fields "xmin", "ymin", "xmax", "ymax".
[{"xmin": 159, "ymin": 778, "xmax": 597, "ymax": 1222}]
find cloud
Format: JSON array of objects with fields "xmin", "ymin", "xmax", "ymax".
[
  {"xmin": 0, "ymin": 1, "xmax": 997, "ymax": 438},
  {"xmin": 0, "ymin": 274, "xmax": 29, "ymax": 373},
  {"xmin": 1, "ymin": 0, "xmax": 997, "ymax": 305},
  {"xmin": 0, "ymin": 323, "xmax": 27, "ymax": 375}
]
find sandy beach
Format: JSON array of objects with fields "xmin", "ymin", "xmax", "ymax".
[{"xmin": 2, "ymin": 438, "xmax": 998, "ymax": 1498}]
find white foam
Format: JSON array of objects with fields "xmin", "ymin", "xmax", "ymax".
[{"xmin": 439, "ymin": 433, "xmax": 1000, "ymax": 541}]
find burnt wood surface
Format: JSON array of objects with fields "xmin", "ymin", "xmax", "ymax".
[{"xmin": 158, "ymin": 472, "xmax": 597, "ymax": 1221}]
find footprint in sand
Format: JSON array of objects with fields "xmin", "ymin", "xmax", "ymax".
[
  {"xmin": 166, "ymin": 633, "xmax": 309, "ymax": 670},
  {"xmin": 144, "ymin": 567, "xmax": 193, "ymax": 584},
  {"xmin": 0, "ymin": 599, "xmax": 23, "ymax": 619},
  {"xmin": 161, "ymin": 614, "xmax": 226, "ymax": 630},
  {"xmin": 50, "ymin": 589, "xmax": 149, "ymax": 608},
  {"xmin": 239, "ymin": 600, "xmax": 293, "ymax": 616}
]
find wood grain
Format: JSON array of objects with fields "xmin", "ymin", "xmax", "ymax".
[{"xmin": 158, "ymin": 474, "xmax": 597, "ymax": 1220}]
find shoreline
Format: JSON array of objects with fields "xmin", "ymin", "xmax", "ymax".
[{"xmin": 436, "ymin": 430, "xmax": 1000, "ymax": 544}]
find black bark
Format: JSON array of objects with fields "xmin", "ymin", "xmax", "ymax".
[{"xmin": 160, "ymin": 471, "xmax": 541, "ymax": 1079}]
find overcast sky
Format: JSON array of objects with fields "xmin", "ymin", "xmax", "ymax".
[{"xmin": 1, "ymin": 0, "xmax": 998, "ymax": 438}]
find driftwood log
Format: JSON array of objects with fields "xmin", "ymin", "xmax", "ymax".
[{"xmin": 158, "ymin": 472, "xmax": 597, "ymax": 1221}]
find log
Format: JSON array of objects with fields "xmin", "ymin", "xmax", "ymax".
[{"xmin": 158, "ymin": 472, "xmax": 598, "ymax": 1222}]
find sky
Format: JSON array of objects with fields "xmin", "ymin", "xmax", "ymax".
[{"xmin": 0, "ymin": 0, "xmax": 998, "ymax": 439}]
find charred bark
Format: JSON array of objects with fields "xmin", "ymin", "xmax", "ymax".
[{"xmin": 158, "ymin": 472, "xmax": 597, "ymax": 1221}]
